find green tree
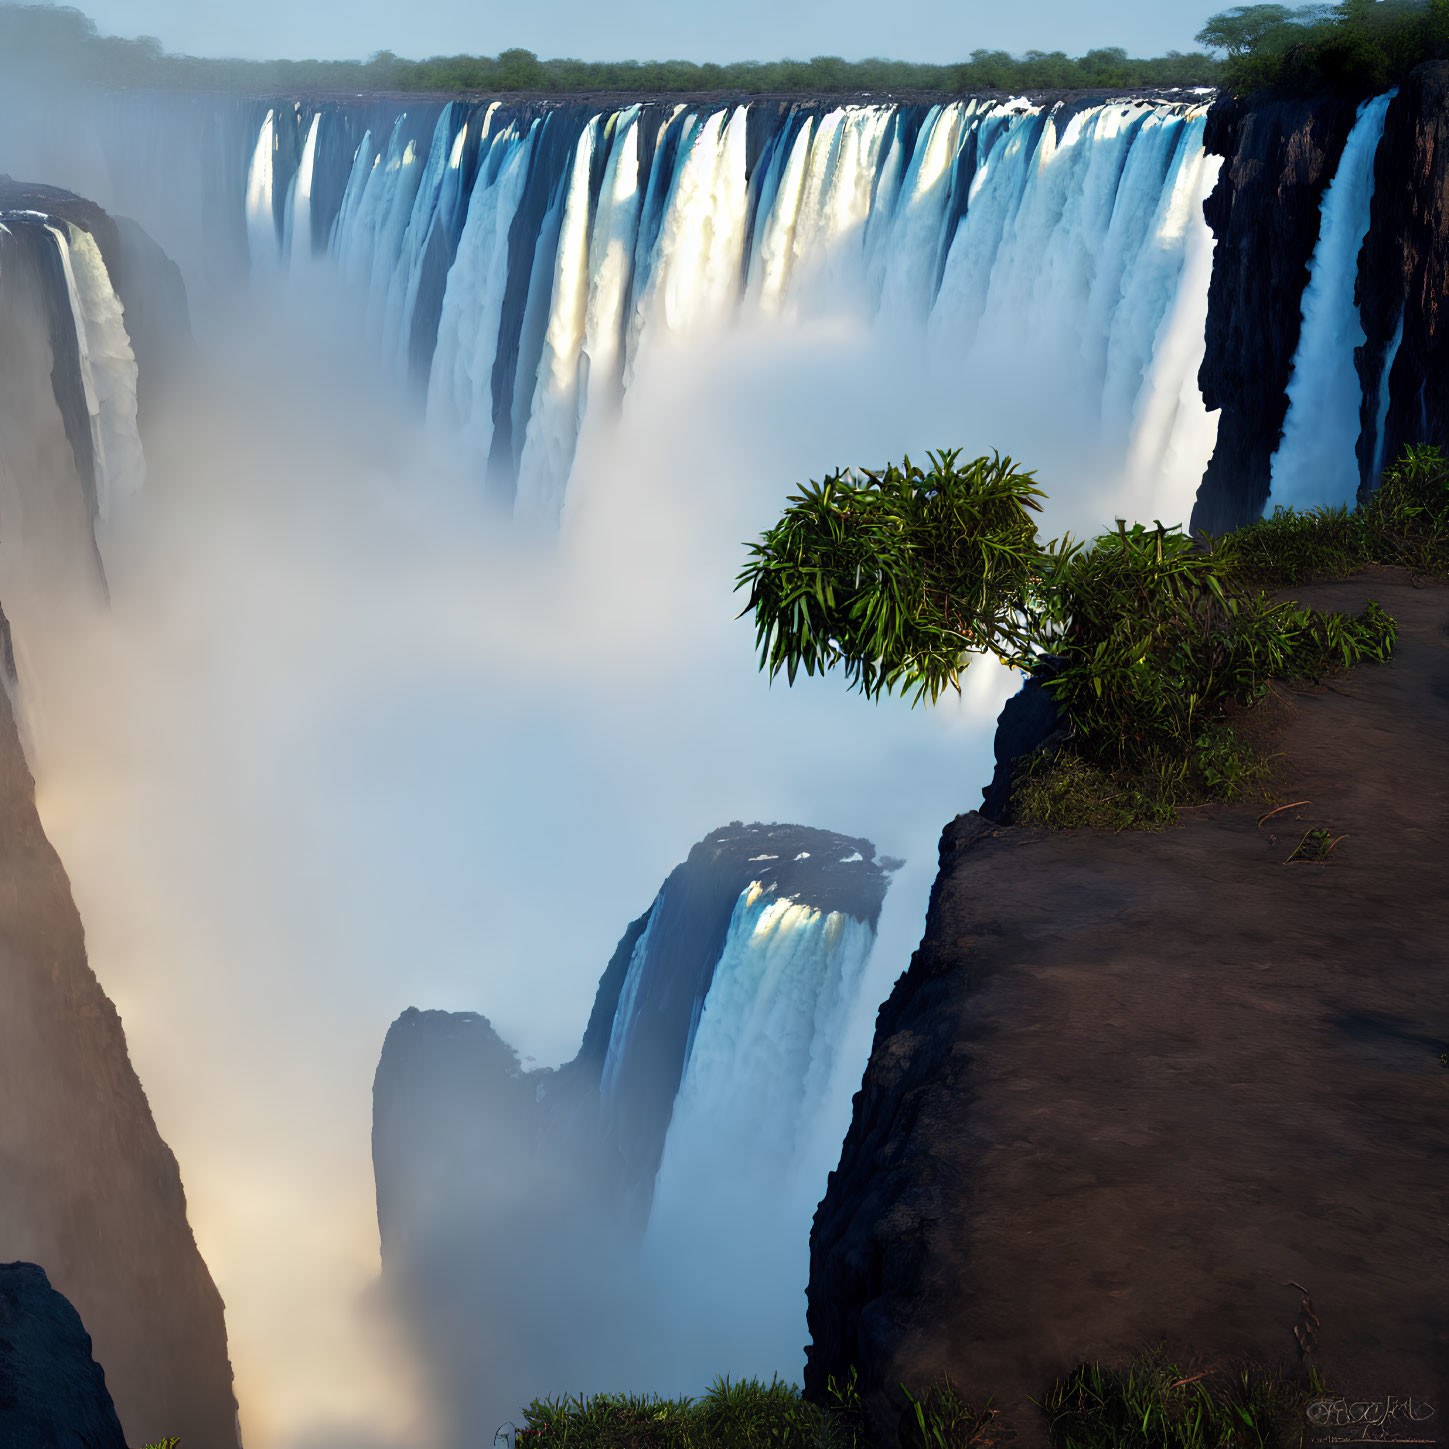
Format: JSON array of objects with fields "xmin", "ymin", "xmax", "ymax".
[
  {"xmin": 1194, "ymin": 4, "xmax": 1327, "ymax": 55},
  {"xmin": 495, "ymin": 46, "xmax": 545, "ymax": 89}
]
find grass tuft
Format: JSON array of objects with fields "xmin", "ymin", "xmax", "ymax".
[{"xmin": 506, "ymin": 1346, "xmax": 1337, "ymax": 1449}]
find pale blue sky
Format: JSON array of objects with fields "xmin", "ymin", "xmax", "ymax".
[{"xmin": 75, "ymin": 0, "xmax": 1231, "ymax": 63}]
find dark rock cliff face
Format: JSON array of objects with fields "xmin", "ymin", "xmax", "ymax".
[
  {"xmin": 806, "ymin": 570, "xmax": 1449, "ymax": 1446},
  {"xmin": 1191, "ymin": 93, "xmax": 1360, "ymax": 536},
  {"xmin": 1355, "ymin": 62, "xmax": 1449, "ymax": 493},
  {"xmin": 0, "ymin": 678, "xmax": 239, "ymax": 1446},
  {"xmin": 0, "ymin": 1262, "xmax": 127, "ymax": 1449}
]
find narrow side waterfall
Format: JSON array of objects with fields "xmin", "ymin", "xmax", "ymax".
[
  {"xmin": 39, "ymin": 220, "xmax": 146, "ymax": 532},
  {"xmin": 649, "ymin": 881, "xmax": 875, "ymax": 1183},
  {"xmin": 1268, "ymin": 90, "xmax": 1396, "ymax": 511},
  {"xmin": 244, "ymin": 95, "xmax": 1225, "ymax": 531}
]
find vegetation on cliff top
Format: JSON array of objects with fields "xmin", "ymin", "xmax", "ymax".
[
  {"xmin": 9, "ymin": 0, "xmax": 1447, "ymax": 100},
  {"xmin": 736, "ymin": 445, "xmax": 1449, "ymax": 830},
  {"xmin": 505, "ymin": 1344, "xmax": 1339, "ymax": 1449},
  {"xmin": 0, "ymin": 1, "xmax": 1221, "ymax": 94},
  {"xmin": 1205, "ymin": 0, "xmax": 1449, "ymax": 95}
]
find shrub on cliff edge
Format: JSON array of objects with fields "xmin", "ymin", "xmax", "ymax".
[{"xmin": 736, "ymin": 448, "xmax": 1417, "ymax": 829}]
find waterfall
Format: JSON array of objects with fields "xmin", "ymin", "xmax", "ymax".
[
  {"xmin": 43, "ymin": 222, "xmax": 146, "ymax": 527},
  {"xmin": 284, "ymin": 112, "xmax": 320, "ymax": 265},
  {"xmin": 426, "ymin": 122, "xmax": 536, "ymax": 467},
  {"xmin": 245, "ymin": 109, "xmax": 277, "ymax": 271},
  {"xmin": 651, "ymin": 882, "xmax": 874, "ymax": 1178},
  {"xmin": 1268, "ymin": 90, "xmax": 1396, "ymax": 512},
  {"xmin": 1370, "ymin": 310, "xmax": 1406, "ymax": 487},
  {"xmin": 515, "ymin": 118, "xmax": 602, "ymax": 527},
  {"xmin": 236, "ymin": 94, "xmax": 1223, "ymax": 527}
]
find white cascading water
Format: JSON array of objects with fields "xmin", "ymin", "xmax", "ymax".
[
  {"xmin": 638, "ymin": 880, "xmax": 877, "ymax": 1387},
  {"xmin": 515, "ymin": 118, "xmax": 602, "ymax": 527},
  {"xmin": 284, "ymin": 111, "xmax": 321, "ymax": 267},
  {"xmin": 651, "ymin": 882, "xmax": 875, "ymax": 1176},
  {"xmin": 43, "ymin": 221, "xmax": 146, "ymax": 531},
  {"xmin": 425, "ymin": 119, "xmax": 537, "ymax": 465},
  {"xmin": 254, "ymin": 95, "xmax": 1225, "ymax": 533},
  {"xmin": 1269, "ymin": 89, "xmax": 1397, "ymax": 511},
  {"xmin": 1371, "ymin": 311, "xmax": 1406, "ymax": 484},
  {"xmin": 245, "ymin": 109, "xmax": 277, "ymax": 273}
]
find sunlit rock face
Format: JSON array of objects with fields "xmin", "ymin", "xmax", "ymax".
[{"xmin": 372, "ymin": 821, "xmax": 893, "ymax": 1442}]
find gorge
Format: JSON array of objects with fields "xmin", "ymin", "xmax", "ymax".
[{"xmin": 0, "ymin": 50, "xmax": 1446, "ymax": 1449}]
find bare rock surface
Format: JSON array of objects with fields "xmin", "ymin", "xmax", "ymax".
[
  {"xmin": 0, "ymin": 1261, "xmax": 126, "ymax": 1449},
  {"xmin": 0, "ymin": 679, "xmax": 239, "ymax": 1449},
  {"xmin": 806, "ymin": 567, "xmax": 1449, "ymax": 1447}
]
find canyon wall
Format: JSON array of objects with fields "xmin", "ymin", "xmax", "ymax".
[
  {"xmin": 1191, "ymin": 92, "xmax": 1359, "ymax": 534},
  {"xmin": 1193, "ymin": 63, "xmax": 1449, "ymax": 533},
  {"xmin": 0, "ymin": 673, "xmax": 240, "ymax": 1449},
  {"xmin": 1355, "ymin": 61, "xmax": 1449, "ymax": 493}
]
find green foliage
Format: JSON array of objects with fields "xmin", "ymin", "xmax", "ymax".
[
  {"xmin": 736, "ymin": 450, "xmax": 1064, "ymax": 704},
  {"xmin": 899, "ymin": 1377, "xmax": 997, "ymax": 1449},
  {"xmin": 1284, "ymin": 824, "xmax": 1347, "ymax": 861},
  {"xmin": 739, "ymin": 446, "xmax": 1440, "ymax": 830},
  {"xmin": 1032, "ymin": 1341, "xmax": 1336, "ymax": 1449},
  {"xmin": 1198, "ymin": 0, "xmax": 1449, "ymax": 95},
  {"xmin": 1038, "ymin": 520, "xmax": 1395, "ymax": 797},
  {"xmin": 516, "ymin": 1373, "xmax": 865, "ymax": 1449},
  {"xmin": 142, "ymin": 1440, "xmax": 181, "ymax": 1449},
  {"xmin": 1361, "ymin": 442, "xmax": 1449, "ymax": 573},
  {"xmin": 1224, "ymin": 443, "xmax": 1449, "ymax": 587},
  {"xmin": 0, "ymin": 2, "xmax": 1222, "ymax": 94},
  {"xmin": 510, "ymin": 1349, "xmax": 1333, "ymax": 1449}
]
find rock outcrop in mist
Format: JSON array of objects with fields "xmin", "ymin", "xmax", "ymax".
[
  {"xmin": 373, "ymin": 821, "xmax": 894, "ymax": 1444},
  {"xmin": 0, "ymin": 1261, "xmax": 128, "ymax": 1449}
]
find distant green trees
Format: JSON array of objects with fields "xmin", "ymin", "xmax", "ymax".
[
  {"xmin": 0, "ymin": 2, "xmax": 1222, "ymax": 94},
  {"xmin": 1197, "ymin": 0, "xmax": 1449, "ymax": 94}
]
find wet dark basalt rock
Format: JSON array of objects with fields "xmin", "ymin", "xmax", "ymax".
[
  {"xmin": 1354, "ymin": 62, "xmax": 1449, "ymax": 496},
  {"xmin": 1191, "ymin": 92, "xmax": 1360, "ymax": 537},
  {"xmin": 0, "ymin": 1262, "xmax": 127, "ymax": 1449}
]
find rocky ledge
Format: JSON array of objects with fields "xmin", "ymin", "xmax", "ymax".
[{"xmin": 805, "ymin": 566, "xmax": 1449, "ymax": 1446}]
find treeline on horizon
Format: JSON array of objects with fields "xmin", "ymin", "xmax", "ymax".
[
  {"xmin": 0, "ymin": 2, "xmax": 1221, "ymax": 94},
  {"xmin": 1, "ymin": 0, "xmax": 1445, "ymax": 98}
]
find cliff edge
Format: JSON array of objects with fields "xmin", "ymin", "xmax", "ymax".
[
  {"xmin": 0, "ymin": 674, "xmax": 239, "ymax": 1449},
  {"xmin": 805, "ymin": 566, "xmax": 1449, "ymax": 1445}
]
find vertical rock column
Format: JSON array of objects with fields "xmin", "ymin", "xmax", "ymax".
[
  {"xmin": 1354, "ymin": 61, "xmax": 1449, "ymax": 495},
  {"xmin": 1191, "ymin": 93, "xmax": 1359, "ymax": 535}
]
